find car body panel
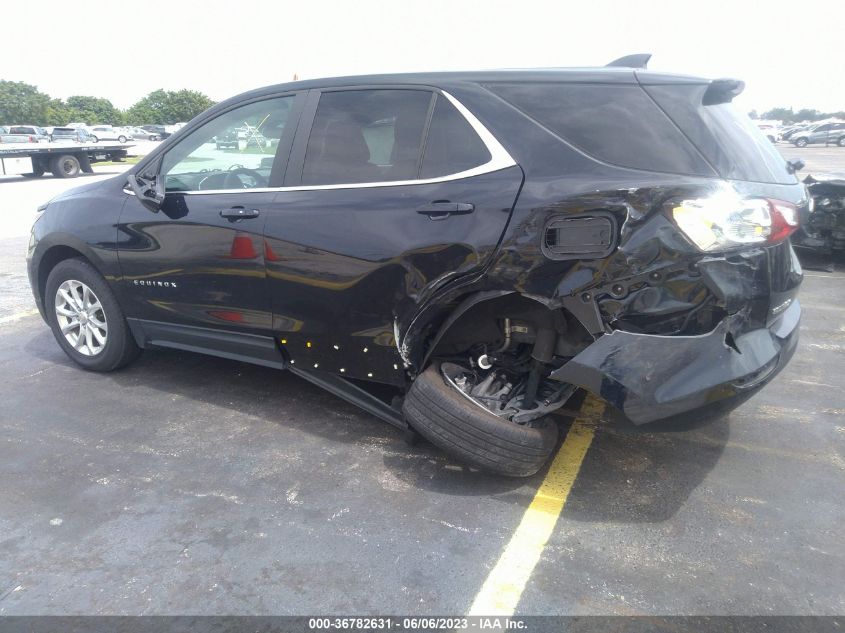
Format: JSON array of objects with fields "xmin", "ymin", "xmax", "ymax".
[
  {"xmin": 116, "ymin": 189, "xmax": 278, "ymax": 334},
  {"xmin": 263, "ymin": 166, "xmax": 524, "ymax": 385}
]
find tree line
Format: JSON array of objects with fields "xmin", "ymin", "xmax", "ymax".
[
  {"xmin": 750, "ymin": 107, "xmax": 845, "ymax": 123},
  {"xmin": 0, "ymin": 80, "xmax": 216, "ymax": 126}
]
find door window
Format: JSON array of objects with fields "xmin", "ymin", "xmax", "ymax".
[
  {"xmin": 301, "ymin": 89, "xmax": 433, "ymax": 185},
  {"xmin": 420, "ymin": 95, "xmax": 492, "ymax": 178},
  {"xmin": 160, "ymin": 96, "xmax": 294, "ymax": 192}
]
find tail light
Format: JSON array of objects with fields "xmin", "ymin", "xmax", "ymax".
[
  {"xmin": 669, "ymin": 191, "xmax": 799, "ymax": 252},
  {"xmin": 29, "ymin": 135, "xmax": 36, "ymax": 142}
]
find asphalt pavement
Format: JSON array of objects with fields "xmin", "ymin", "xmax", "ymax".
[{"xmin": 0, "ymin": 146, "xmax": 842, "ymax": 616}]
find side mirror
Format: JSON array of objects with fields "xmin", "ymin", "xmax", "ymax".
[
  {"xmin": 127, "ymin": 173, "xmax": 165, "ymax": 212},
  {"xmin": 787, "ymin": 158, "xmax": 805, "ymax": 174}
]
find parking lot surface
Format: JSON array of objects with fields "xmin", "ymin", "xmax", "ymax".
[{"xmin": 0, "ymin": 147, "xmax": 843, "ymax": 615}]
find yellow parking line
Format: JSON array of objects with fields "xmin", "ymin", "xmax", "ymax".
[
  {"xmin": 0, "ymin": 309, "xmax": 39, "ymax": 325},
  {"xmin": 468, "ymin": 395, "xmax": 604, "ymax": 616}
]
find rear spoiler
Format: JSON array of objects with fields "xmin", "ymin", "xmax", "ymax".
[
  {"xmin": 606, "ymin": 54, "xmax": 651, "ymax": 69},
  {"xmin": 702, "ymin": 78, "xmax": 745, "ymax": 105}
]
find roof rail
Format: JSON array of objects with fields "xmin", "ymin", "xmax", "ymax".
[{"xmin": 606, "ymin": 54, "xmax": 652, "ymax": 69}]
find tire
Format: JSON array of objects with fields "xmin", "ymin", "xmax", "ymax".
[
  {"xmin": 795, "ymin": 137, "xmax": 808, "ymax": 147},
  {"xmin": 45, "ymin": 258, "xmax": 140, "ymax": 372},
  {"xmin": 90, "ymin": 136, "xmax": 98, "ymax": 143},
  {"xmin": 403, "ymin": 362, "xmax": 559, "ymax": 477},
  {"xmin": 838, "ymin": 137, "xmax": 845, "ymax": 147},
  {"xmin": 49, "ymin": 154, "xmax": 81, "ymax": 178},
  {"xmin": 118, "ymin": 135, "xmax": 127, "ymax": 143}
]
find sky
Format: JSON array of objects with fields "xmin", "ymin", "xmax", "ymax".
[{"xmin": 1, "ymin": 0, "xmax": 842, "ymax": 114}]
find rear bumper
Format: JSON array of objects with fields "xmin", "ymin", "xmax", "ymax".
[{"xmin": 550, "ymin": 299, "xmax": 800, "ymax": 424}]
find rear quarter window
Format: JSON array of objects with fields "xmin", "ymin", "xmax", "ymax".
[
  {"xmin": 641, "ymin": 83, "xmax": 796, "ymax": 185},
  {"xmin": 485, "ymin": 82, "xmax": 715, "ymax": 177}
]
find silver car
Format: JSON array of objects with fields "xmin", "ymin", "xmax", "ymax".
[
  {"xmin": 5, "ymin": 124, "xmax": 50, "ymax": 142},
  {"xmin": 87, "ymin": 126, "xmax": 133, "ymax": 143},
  {"xmin": 791, "ymin": 121, "xmax": 845, "ymax": 147}
]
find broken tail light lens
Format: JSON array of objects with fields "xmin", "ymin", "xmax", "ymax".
[{"xmin": 670, "ymin": 194, "xmax": 799, "ymax": 252}]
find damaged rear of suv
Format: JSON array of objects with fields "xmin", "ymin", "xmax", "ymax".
[{"xmin": 28, "ymin": 56, "xmax": 806, "ymax": 477}]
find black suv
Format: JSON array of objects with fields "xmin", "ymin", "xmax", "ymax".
[{"xmin": 27, "ymin": 57, "xmax": 807, "ymax": 476}]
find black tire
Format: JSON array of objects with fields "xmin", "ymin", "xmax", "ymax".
[
  {"xmin": 838, "ymin": 136, "xmax": 845, "ymax": 147},
  {"xmin": 795, "ymin": 137, "xmax": 808, "ymax": 147},
  {"xmin": 45, "ymin": 258, "xmax": 140, "ymax": 372},
  {"xmin": 118, "ymin": 135, "xmax": 127, "ymax": 143},
  {"xmin": 90, "ymin": 136, "xmax": 99, "ymax": 143},
  {"xmin": 403, "ymin": 362, "xmax": 559, "ymax": 477},
  {"xmin": 49, "ymin": 154, "xmax": 81, "ymax": 178}
]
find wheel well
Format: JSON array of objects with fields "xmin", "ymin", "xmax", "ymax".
[
  {"xmin": 427, "ymin": 293, "xmax": 593, "ymax": 363},
  {"xmin": 37, "ymin": 246, "xmax": 87, "ymax": 305}
]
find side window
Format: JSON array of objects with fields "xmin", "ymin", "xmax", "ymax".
[
  {"xmin": 301, "ymin": 89, "xmax": 432, "ymax": 185},
  {"xmin": 420, "ymin": 96, "xmax": 491, "ymax": 179},
  {"xmin": 487, "ymin": 82, "xmax": 715, "ymax": 176},
  {"xmin": 816, "ymin": 124, "xmax": 831, "ymax": 132},
  {"xmin": 160, "ymin": 96, "xmax": 294, "ymax": 192}
]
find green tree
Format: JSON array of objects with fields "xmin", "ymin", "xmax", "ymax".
[
  {"xmin": 793, "ymin": 108, "xmax": 822, "ymax": 122},
  {"xmin": 44, "ymin": 98, "xmax": 71, "ymax": 126},
  {"xmin": 126, "ymin": 89, "xmax": 215, "ymax": 125},
  {"xmin": 761, "ymin": 107, "xmax": 795, "ymax": 122},
  {"xmin": 0, "ymin": 80, "xmax": 51, "ymax": 124},
  {"xmin": 65, "ymin": 95, "xmax": 124, "ymax": 125}
]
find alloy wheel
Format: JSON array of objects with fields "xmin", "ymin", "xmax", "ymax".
[{"xmin": 54, "ymin": 279, "xmax": 108, "ymax": 356}]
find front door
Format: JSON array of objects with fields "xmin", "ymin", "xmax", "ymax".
[
  {"xmin": 118, "ymin": 94, "xmax": 300, "ymax": 335},
  {"xmin": 262, "ymin": 88, "xmax": 523, "ymax": 384}
]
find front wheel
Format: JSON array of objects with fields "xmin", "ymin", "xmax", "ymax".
[
  {"xmin": 795, "ymin": 137, "xmax": 809, "ymax": 147},
  {"xmin": 838, "ymin": 136, "xmax": 845, "ymax": 147},
  {"xmin": 403, "ymin": 362, "xmax": 560, "ymax": 477},
  {"xmin": 45, "ymin": 258, "xmax": 140, "ymax": 372},
  {"xmin": 90, "ymin": 136, "xmax": 98, "ymax": 143},
  {"xmin": 118, "ymin": 135, "xmax": 127, "ymax": 143}
]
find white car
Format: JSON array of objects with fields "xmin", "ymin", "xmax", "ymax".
[{"xmin": 87, "ymin": 125, "xmax": 133, "ymax": 143}]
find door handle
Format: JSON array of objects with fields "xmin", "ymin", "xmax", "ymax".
[
  {"xmin": 416, "ymin": 201, "xmax": 475, "ymax": 219},
  {"xmin": 220, "ymin": 206, "xmax": 260, "ymax": 220}
]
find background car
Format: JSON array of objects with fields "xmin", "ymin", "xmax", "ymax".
[
  {"xmin": 128, "ymin": 126, "xmax": 159, "ymax": 141},
  {"xmin": 50, "ymin": 127, "xmax": 94, "ymax": 143},
  {"xmin": 141, "ymin": 124, "xmax": 171, "ymax": 139},
  {"xmin": 5, "ymin": 125, "xmax": 50, "ymax": 142},
  {"xmin": 214, "ymin": 130, "xmax": 239, "ymax": 149},
  {"xmin": 791, "ymin": 121, "xmax": 845, "ymax": 147},
  {"xmin": 756, "ymin": 123, "xmax": 778, "ymax": 143},
  {"xmin": 87, "ymin": 125, "xmax": 132, "ymax": 143}
]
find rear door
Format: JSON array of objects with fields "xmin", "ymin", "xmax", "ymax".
[{"xmin": 263, "ymin": 87, "xmax": 523, "ymax": 385}]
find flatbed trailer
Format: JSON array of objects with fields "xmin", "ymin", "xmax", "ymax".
[{"xmin": 0, "ymin": 142, "xmax": 133, "ymax": 179}]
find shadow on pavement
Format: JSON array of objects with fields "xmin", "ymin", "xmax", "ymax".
[
  {"xmin": 22, "ymin": 327, "xmax": 729, "ymax": 514},
  {"xmin": 23, "ymin": 330, "xmax": 531, "ymax": 498}
]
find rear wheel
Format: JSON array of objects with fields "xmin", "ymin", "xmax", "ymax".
[
  {"xmin": 90, "ymin": 135, "xmax": 99, "ymax": 143},
  {"xmin": 403, "ymin": 361, "xmax": 565, "ymax": 477},
  {"xmin": 838, "ymin": 136, "xmax": 845, "ymax": 147},
  {"xmin": 118, "ymin": 135, "xmax": 127, "ymax": 143},
  {"xmin": 45, "ymin": 258, "xmax": 140, "ymax": 372},
  {"xmin": 50, "ymin": 154, "xmax": 80, "ymax": 178}
]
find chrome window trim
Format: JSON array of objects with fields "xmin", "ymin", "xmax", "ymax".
[{"xmin": 156, "ymin": 90, "xmax": 516, "ymax": 196}]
